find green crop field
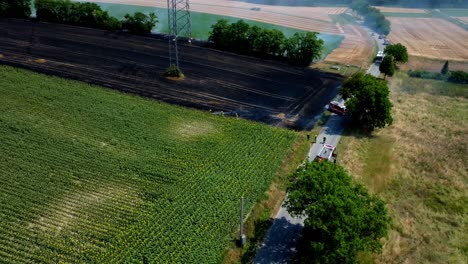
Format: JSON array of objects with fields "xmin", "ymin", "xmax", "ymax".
[
  {"xmin": 0, "ymin": 65, "xmax": 298, "ymax": 263},
  {"xmin": 95, "ymin": 3, "xmax": 343, "ymax": 59}
]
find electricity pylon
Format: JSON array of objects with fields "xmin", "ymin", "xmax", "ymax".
[{"xmin": 167, "ymin": 0, "xmax": 192, "ymax": 68}]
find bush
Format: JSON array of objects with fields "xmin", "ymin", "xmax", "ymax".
[
  {"xmin": 35, "ymin": 0, "xmax": 121, "ymax": 30},
  {"xmin": 164, "ymin": 64, "xmax": 184, "ymax": 78},
  {"xmin": 122, "ymin": 12, "xmax": 158, "ymax": 35},
  {"xmin": 408, "ymin": 70, "xmax": 447, "ymax": 81},
  {"xmin": 0, "ymin": 0, "xmax": 31, "ymax": 18},
  {"xmin": 448, "ymin": 71, "xmax": 468, "ymax": 84},
  {"xmin": 209, "ymin": 19, "xmax": 322, "ymax": 66}
]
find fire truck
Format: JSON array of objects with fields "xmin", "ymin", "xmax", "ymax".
[{"xmin": 315, "ymin": 144, "xmax": 337, "ymax": 163}]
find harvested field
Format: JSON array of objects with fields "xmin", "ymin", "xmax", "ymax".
[
  {"xmin": 375, "ymin": 7, "xmax": 427, "ymax": 13},
  {"xmin": 0, "ymin": 18, "xmax": 342, "ymax": 130},
  {"xmin": 91, "ymin": 0, "xmax": 373, "ymax": 72},
  {"xmin": 324, "ymin": 24, "xmax": 374, "ymax": 68},
  {"xmin": 387, "ymin": 17, "xmax": 468, "ymax": 62},
  {"xmin": 91, "ymin": 0, "xmax": 344, "ymax": 33},
  {"xmin": 399, "ymin": 56, "xmax": 468, "ymax": 72},
  {"xmin": 455, "ymin": 16, "xmax": 468, "ymax": 23}
]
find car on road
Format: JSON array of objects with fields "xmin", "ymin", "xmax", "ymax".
[{"xmin": 328, "ymin": 101, "xmax": 347, "ymax": 115}]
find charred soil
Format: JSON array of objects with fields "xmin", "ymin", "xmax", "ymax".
[{"xmin": 0, "ymin": 19, "xmax": 342, "ymax": 129}]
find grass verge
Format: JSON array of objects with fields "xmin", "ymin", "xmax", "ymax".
[
  {"xmin": 337, "ymin": 74, "xmax": 467, "ymax": 263},
  {"xmin": 223, "ymin": 132, "xmax": 310, "ymax": 264}
]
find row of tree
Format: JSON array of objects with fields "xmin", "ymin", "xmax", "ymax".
[
  {"xmin": 209, "ymin": 19, "xmax": 324, "ymax": 67},
  {"xmin": 34, "ymin": 0, "xmax": 157, "ymax": 34},
  {"xmin": 0, "ymin": 0, "xmax": 157, "ymax": 35},
  {"xmin": 0, "ymin": 0, "xmax": 31, "ymax": 18},
  {"xmin": 351, "ymin": 0, "xmax": 391, "ymax": 35}
]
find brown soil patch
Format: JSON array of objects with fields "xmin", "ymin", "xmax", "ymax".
[
  {"xmin": 34, "ymin": 58, "xmax": 47, "ymax": 63},
  {"xmin": 324, "ymin": 24, "xmax": 374, "ymax": 68},
  {"xmin": 387, "ymin": 18, "xmax": 468, "ymax": 62},
  {"xmin": 375, "ymin": 6, "xmax": 428, "ymax": 13}
]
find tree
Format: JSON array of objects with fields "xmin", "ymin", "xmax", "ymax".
[
  {"xmin": 340, "ymin": 72, "xmax": 393, "ymax": 132},
  {"xmin": 384, "ymin": 43, "xmax": 408, "ymax": 64},
  {"xmin": 209, "ymin": 19, "xmax": 229, "ymax": 50},
  {"xmin": 284, "ymin": 32, "xmax": 323, "ymax": 67},
  {"xmin": 285, "ymin": 161, "xmax": 389, "ymax": 263},
  {"xmin": 379, "ymin": 55, "xmax": 395, "ymax": 79},
  {"xmin": 122, "ymin": 12, "xmax": 158, "ymax": 35},
  {"xmin": 0, "ymin": 0, "xmax": 31, "ymax": 18},
  {"xmin": 441, "ymin": 60, "xmax": 449, "ymax": 75}
]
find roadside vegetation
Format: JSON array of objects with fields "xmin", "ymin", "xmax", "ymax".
[
  {"xmin": 337, "ymin": 72, "xmax": 467, "ymax": 263},
  {"xmin": 0, "ymin": 0, "xmax": 157, "ymax": 34},
  {"xmin": 209, "ymin": 19, "xmax": 324, "ymax": 66},
  {"xmin": 409, "ymin": 61, "xmax": 468, "ymax": 85},
  {"xmin": 0, "ymin": 65, "xmax": 300, "ymax": 263},
  {"xmin": 285, "ymin": 161, "xmax": 389, "ymax": 263},
  {"xmin": 340, "ymin": 73, "xmax": 393, "ymax": 132},
  {"xmin": 0, "ymin": 0, "xmax": 31, "ymax": 17}
]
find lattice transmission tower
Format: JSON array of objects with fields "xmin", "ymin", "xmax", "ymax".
[{"xmin": 167, "ymin": 0, "xmax": 192, "ymax": 68}]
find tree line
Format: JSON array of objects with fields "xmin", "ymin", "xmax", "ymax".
[
  {"xmin": 351, "ymin": 0, "xmax": 391, "ymax": 35},
  {"xmin": 0, "ymin": 0, "xmax": 157, "ymax": 35},
  {"xmin": 209, "ymin": 19, "xmax": 324, "ymax": 67}
]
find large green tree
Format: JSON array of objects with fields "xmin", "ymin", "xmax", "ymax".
[
  {"xmin": 283, "ymin": 32, "xmax": 323, "ymax": 67},
  {"xmin": 379, "ymin": 54, "xmax": 395, "ymax": 79},
  {"xmin": 208, "ymin": 19, "xmax": 230, "ymax": 50},
  {"xmin": 384, "ymin": 43, "xmax": 408, "ymax": 64},
  {"xmin": 285, "ymin": 161, "xmax": 389, "ymax": 263},
  {"xmin": 0, "ymin": 0, "xmax": 31, "ymax": 18},
  {"xmin": 340, "ymin": 72, "xmax": 393, "ymax": 132}
]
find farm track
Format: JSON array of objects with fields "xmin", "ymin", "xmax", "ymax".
[{"xmin": 0, "ymin": 19, "xmax": 342, "ymax": 129}]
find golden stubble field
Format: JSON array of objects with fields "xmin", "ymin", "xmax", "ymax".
[{"xmin": 387, "ymin": 18, "xmax": 468, "ymax": 62}]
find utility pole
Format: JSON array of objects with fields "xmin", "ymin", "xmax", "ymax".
[
  {"xmin": 239, "ymin": 196, "xmax": 246, "ymax": 247},
  {"xmin": 167, "ymin": 0, "xmax": 192, "ymax": 68}
]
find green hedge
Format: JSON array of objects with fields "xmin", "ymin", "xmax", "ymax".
[
  {"xmin": 0, "ymin": 0, "xmax": 31, "ymax": 18},
  {"xmin": 209, "ymin": 19, "xmax": 323, "ymax": 67}
]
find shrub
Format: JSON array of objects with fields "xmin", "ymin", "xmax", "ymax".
[
  {"xmin": 122, "ymin": 12, "xmax": 158, "ymax": 35},
  {"xmin": 35, "ymin": 0, "xmax": 121, "ymax": 30},
  {"xmin": 0, "ymin": 0, "xmax": 31, "ymax": 18},
  {"xmin": 164, "ymin": 64, "xmax": 184, "ymax": 78},
  {"xmin": 448, "ymin": 71, "xmax": 468, "ymax": 84}
]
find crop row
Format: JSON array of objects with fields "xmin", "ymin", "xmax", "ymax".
[{"xmin": 0, "ymin": 66, "xmax": 297, "ymax": 263}]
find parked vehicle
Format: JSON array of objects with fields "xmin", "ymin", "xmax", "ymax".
[
  {"xmin": 315, "ymin": 144, "xmax": 337, "ymax": 163},
  {"xmin": 328, "ymin": 101, "xmax": 347, "ymax": 115}
]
